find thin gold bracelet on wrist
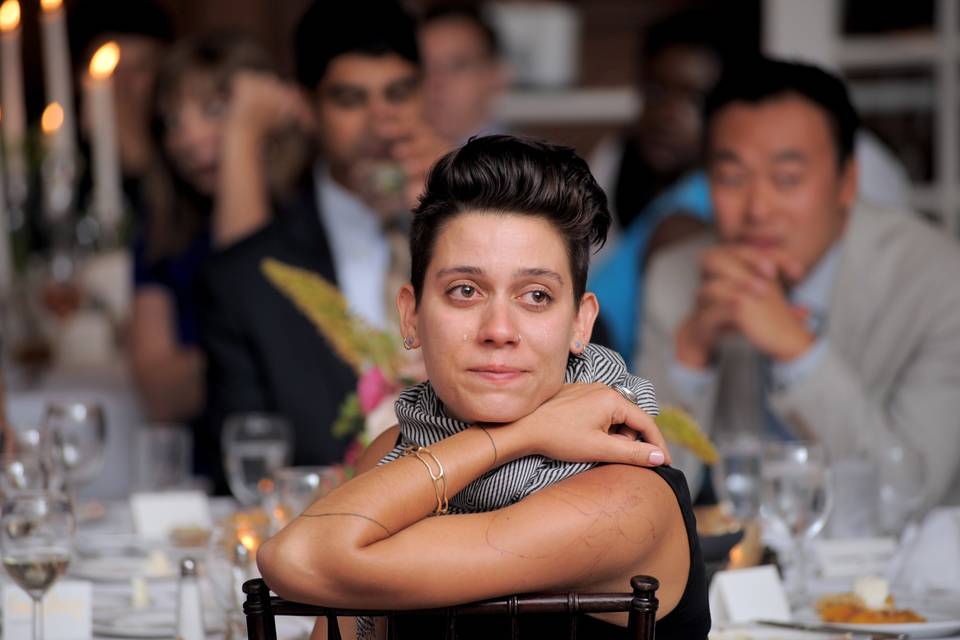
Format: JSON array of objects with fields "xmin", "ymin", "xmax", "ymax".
[{"xmin": 401, "ymin": 444, "xmax": 449, "ymax": 515}]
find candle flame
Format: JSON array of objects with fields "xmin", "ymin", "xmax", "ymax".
[
  {"xmin": 89, "ymin": 41, "xmax": 120, "ymax": 79},
  {"xmin": 41, "ymin": 103, "xmax": 64, "ymax": 134},
  {"xmin": 239, "ymin": 532, "xmax": 259, "ymax": 553},
  {"xmin": 40, "ymin": 0, "xmax": 61, "ymax": 12},
  {"xmin": 0, "ymin": 0, "xmax": 20, "ymax": 32}
]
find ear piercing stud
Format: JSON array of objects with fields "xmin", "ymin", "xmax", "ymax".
[{"xmin": 403, "ymin": 336, "xmax": 415, "ymax": 350}]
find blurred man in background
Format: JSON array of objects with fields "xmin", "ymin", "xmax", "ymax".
[
  {"xmin": 199, "ymin": 0, "xmax": 446, "ymax": 491},
  {"xmin": 419, "ymin": 5, "xmax": 509, "ymax": 143},
  {"xmin": 639, "ymin": 58, "xmax": 960, "ymax": 509},
  {"xmin": 589, "ymin": 7, "xmax": 912, "ymax": 364}
]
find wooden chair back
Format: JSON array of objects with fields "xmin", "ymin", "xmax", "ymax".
[{"xmin": 242, "ymin": 574, "xmax": 659, "ymax": 640}]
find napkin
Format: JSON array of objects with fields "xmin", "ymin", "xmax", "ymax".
[{"xmin": 893, "ymin": 507, "xmax": 960, "ymax": 593}]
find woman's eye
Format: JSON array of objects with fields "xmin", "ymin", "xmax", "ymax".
[
  {"xmin": 448, "ymin": 284, "xmax": 477, "ymax": 299},
  {"xmin": 523, "ymin": 289, "xmax": 552, "ymax": 306}
]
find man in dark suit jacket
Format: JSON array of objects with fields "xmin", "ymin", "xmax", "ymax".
[{"xmin": 198, "ymin": 1, "xmax": 447, "ymax": 491}]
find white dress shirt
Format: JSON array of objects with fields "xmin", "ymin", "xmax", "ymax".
[{"xmin": 315, "ymin": 165, "xmax": 390, "ymax": 329}]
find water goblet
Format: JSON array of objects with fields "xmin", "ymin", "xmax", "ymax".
[
  {"xmin": 221, "ymin": 414, "xmax": 293, "ymax": 507},
  {"xmin": 760, "ymin": 441, "xmax": 832, "ymax": 606},
  {"xmin": 714, "ymin": 439, "xmax": 764, "ymax": 524},
  {"xmin": 42, "ymin": 401, "xmax": 107, "ymax": 491},
  {"xmin": 0, "ymin": 490, "xmax": 76, "ymax": 640},
  {"xmin": 0, "ymin": 427, "xmax": 65, "ymax": 494},
  {"xmin": 877, "ymin": 440, "xmax": 927, "ymax": 539},
  {"xmin": 274, "ymin": 466, "xmax": 343, "ymax": 526}
]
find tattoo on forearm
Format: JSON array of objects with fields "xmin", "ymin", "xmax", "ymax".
[
  {"xmin": 480, "ymin": 427, "xmax": 498, "ymax": 465},
  {"xmin": 299, "ymin": 512, "xmax": 392, "ymax": 535}
]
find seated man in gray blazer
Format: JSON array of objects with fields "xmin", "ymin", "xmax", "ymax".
[{"xmin": 639, "ymin": 58, "xmax": 960, "ymax": 510}]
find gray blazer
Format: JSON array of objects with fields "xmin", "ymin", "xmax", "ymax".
[{"xmin": 638, "ymin": 201, "xmax": 960, "ymax": 507}]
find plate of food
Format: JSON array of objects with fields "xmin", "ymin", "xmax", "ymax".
[{"xmin": 802, "ymin": 576, "xmax": 960, "ymax": 638}]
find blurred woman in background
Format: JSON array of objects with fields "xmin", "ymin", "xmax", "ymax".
[{"xmin": 130, "ymin": 32, "xmax": 311, "ymax": 425}]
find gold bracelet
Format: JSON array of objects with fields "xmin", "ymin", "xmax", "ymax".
[{"xmin": 401, "ymin": 444, "xmax": 449, "ymax": 515}]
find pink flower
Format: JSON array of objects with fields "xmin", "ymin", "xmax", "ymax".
[
  {"xmin": 358, "ymin": 366, "xmax": 394, "ymax": 415},
  {"xmin": 343, "ymin": 438, "xmax": 365, "ymax": 468}
]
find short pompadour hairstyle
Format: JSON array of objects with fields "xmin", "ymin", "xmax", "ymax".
[{"xmin": 410, "ymin": 135, "xmax": 611, "ymax": 306}]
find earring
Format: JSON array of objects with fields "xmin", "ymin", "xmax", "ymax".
[
  {"xmin": 403, "ymin": 336, "xmax": 415, "ymax": 350},
  {"xmin": 574, "ymin": 339, "xmax": 583, "ymax": 350}
]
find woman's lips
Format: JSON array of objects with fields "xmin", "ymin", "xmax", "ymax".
[{"xmin": 468, "ymin": 366, "xmax": 526, "ymax": 383}]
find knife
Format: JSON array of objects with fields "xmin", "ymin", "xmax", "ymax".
[{"xmin": 754, "ymin": 619, "xmax": 910, "ymax": 640}]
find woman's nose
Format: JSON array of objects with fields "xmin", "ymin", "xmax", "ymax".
[{"xmin": 476, "ymin": 299, "xmax": 520, "ymax": 346}]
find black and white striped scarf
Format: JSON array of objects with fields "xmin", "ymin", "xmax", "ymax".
[{"xmin": 378, "ymin": 342, "xmax": 659, "ymax": 512}]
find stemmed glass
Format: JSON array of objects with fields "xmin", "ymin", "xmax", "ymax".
[
  {"xmin": 43, "ymin": 402, "xmax": 107, "ymax": 493},
  {"xmin": 273, "ymin": 466, "xmax": 343, "ymax": 527},
  {"xmin": 877, "ymin": 440, "xmax": 927, "ymax": 538},
  {"xmin": 760, "ymin": 441, "xmax": 833, "ymax": 606},
  {"xmin": 0, "ymin": 491, "xmax": 76, "ymax": 640},
  {"xmin": 221, "ymin": 414, "xmax": 293, "ymax": 507},
  {"xmin": 715, "ymin": 438, "xmax": 764, "ymax": 524},
  {"xmin": 0, "ymin": 427, "xmax": 65, "ymax": 494}
]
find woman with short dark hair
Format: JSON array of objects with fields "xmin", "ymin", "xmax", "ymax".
[{"xmin": 258, "ymin": 136, "xmax": 710, "ymax": 639}]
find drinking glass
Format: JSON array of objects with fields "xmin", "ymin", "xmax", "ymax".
[
  {"xmin": 0, "ymin": 491, "xmax": 76, "ymax": 640},
  {"xmin": 0, "ymin": 427, "xmax": 65, "ymax": 493},
  {"xmin": 43, "ymin": 401, "xmax": 107, "ymax": 490},
  {"xmin": 714, "ymin": 439, "xmax": 764, "ymax": 524},
  {"xmin": 877, "ymin": 440, "xmax": 927, "ymax": 538},
  {"xmin": 221, "ymin": 414, "xmax": 293, "ymax": 507},
  {"xmin": 135, "ymin": 423, "xmax": 193, "ymax": 491},
  {"xmin": 274, "ymin": 466, "xmax": 343, "ymax": 525},
  {"xmin": 760, "ymin": 442, "xmax": 832, "ymax": 605}
]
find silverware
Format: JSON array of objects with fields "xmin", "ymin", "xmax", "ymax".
[{"xmin": 755, "ymin": 619, "xmax": 910, "ymax": 640}]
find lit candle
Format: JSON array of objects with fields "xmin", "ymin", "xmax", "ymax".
[
  {"xmin": 84, "ymin": 41, "xmax": 123, "ymax": 231},
  {"xmin": 0, "ymin": 0, "xmax": 27, "ymax": 205},
  {"xmin": 238, "ymin": 529, "xmax": 260, "ymax": 555},
  {"xmin": 39, "ymin": 0, "xmax": 77, "ymax": 165},
  {"xmin": 41, "ymin": 102, "xmax": 64, "ymax": 153}
]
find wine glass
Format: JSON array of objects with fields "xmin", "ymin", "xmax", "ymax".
[
  {"xmin": 43, "ymin": 401, "xmax": 108, "ymax": 491},
  {"xmin": 714, "ymin": 439, "xmax": 764, "ymax": 524},
  {"xmin": 877, "ymin": 440, "xmax": 927, "ymax": 538},
  {"xmin": 760, "ymin": 441, "xmax": 832, "ymax": 606},
  {"xmin": 221, "ymin": 414, "xmax": 293, "ymax": 507},
  {"xmin": 0, "ymin": 491, "xmax": 76, "ymax": 640},
  {"xmin": 274, "ymin": 466, "xmax": 343, "ymax": 526},
  {"xmin": 0, "ymin": 427, "xmax": 65, "ymax": 493}
]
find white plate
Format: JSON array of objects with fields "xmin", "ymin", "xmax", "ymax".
[
  {"xmin": 93, "ymin": 607, "xmax": 221, "ymax": 638},
  {"xmin": 69, "ymin": 556, "xmax": 176, "ymax": 582},
  {"xmin": 798, "ymin": 608, "xmax": 960, "ymax": 639}
]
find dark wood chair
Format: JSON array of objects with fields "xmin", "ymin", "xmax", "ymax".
[{"xmin": 242, "ymin": 575, "xmax": 659, "ymax": 640}]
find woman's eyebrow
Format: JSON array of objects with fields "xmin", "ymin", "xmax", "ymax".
[
  {"xmin": 516, "ymin": 268, "xmax": 564, "ymax": 284},
  {"xmin": 435, "ymin": 265, "xmax": 483, "ymax": 279}
]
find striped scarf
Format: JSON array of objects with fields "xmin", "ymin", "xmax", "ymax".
[{"xmin": 379, "ymin": 342, "xmax": 659, "ymax": 512}]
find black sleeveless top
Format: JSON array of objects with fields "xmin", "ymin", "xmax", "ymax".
[{"xmin": 390, "ymin": 465, "xmax": 711, "ymax": 639}]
